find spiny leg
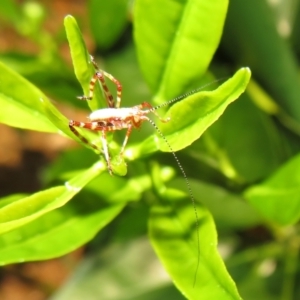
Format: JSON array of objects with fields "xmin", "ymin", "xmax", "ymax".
[
  {"xmin": 69, "ymin": 120, "xmax": 113, "ymax": 175},
  {"xmin": 69, "ymin": 120, "xmax": 102, "ymax": 153},
  {"xmin": 91, "ymin": 56, "xmax": 122, "ymax": 108},
  {"xmin": 77, "ymin": 56, "xmax": 122, "ymax": 108},
  {"xmin": 102, "ymin": 70, "xmax": 122, "ymax": 108}
]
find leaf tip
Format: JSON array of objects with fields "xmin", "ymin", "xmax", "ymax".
[
  {"xmin": 64, "ymin": 14, "xmax": 75, "ymax": 27},
  {"xmin": 240, "ymin": 67, "xmax": 252, "ymax": 79},
  {"xmin": 242, "ymin": 66, "xmax": 251, "ymax": 75}
]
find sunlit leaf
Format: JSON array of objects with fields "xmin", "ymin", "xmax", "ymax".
[
  {"xmin": 0, "ymin": 161, "xmax": 105, "ymax": 234},
  {"xmin": 149, "ymin": 199, "xmax": 241, "ymax": 300},
  {"xmin": 0, "ymin": 191, "xmax": 125, "ymax": 264},
  {"xmin": 0, "ymin": 61, "xmax": 63, "ymax": 133},
  {"xmin": 158, "ymin": 67, "xmax": 251, "ymax": 152},
  {"xmin": 64, "ymin": 15, "xmax": 107, "ymax": 111},
  {"xmin": 134, "ymin": 0, "xmax": 229, "ymax": 102}
]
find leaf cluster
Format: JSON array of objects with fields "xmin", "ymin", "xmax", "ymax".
[{"xmin": 0, "ymin": 0, "xmax": 299, "ymax": 299}]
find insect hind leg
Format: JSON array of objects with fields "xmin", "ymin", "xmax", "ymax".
[
  {"xmin": 69, "ymin": 120, "xmax": 101, "ymax": 152},
  {"xmin": 69, "ymin": 120, "xmax": 113, "ymax": 175},
  {"xmin": 77, "ymin": 56, "xmax": 122, "ymax": 109}
]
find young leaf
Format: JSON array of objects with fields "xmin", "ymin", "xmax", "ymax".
[
  {"xmin": 134, "ymin": 0, "xmax": 229, "ymax": 102},
  {"xmin": 158, "ymin": 67, "xmax": 251, "ymax": 152},
  {"xmin": 244, "ymin": 153, "xmax": 300, "ymax": 225},
  {"xmin": 64, "ymin": 15, "xmax": 106, "ymax": 111}
]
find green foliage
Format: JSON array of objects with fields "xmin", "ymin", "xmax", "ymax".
[
  {"xmin": 88, "ymin": 0, "xmax": 129, "ymax": 50},
  {"xmin": 0, "ymin": 0, "xmax": 300, "ymax": 299},
  {"xmin": 245, "ymin": 153, "xmax": 300, "ymax": 225},
  {"xmin": 134, "ymin": 0, "xmax": 228, "ymax": 102}
]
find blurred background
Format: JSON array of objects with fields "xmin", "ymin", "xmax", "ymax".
[{"xmin": 0, "ymin": 0, "xmax": 300, "ymax": 299}]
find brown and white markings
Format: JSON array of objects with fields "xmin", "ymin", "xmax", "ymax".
[
  {"xmin": 69, "ymin": 55, "xmax": 172, "ymax": 175},
  {"xmin": 69, "ymin": 55, "xmax": 200, "ymax": 284}
]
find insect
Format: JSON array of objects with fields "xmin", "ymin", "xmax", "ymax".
[
  {"xmin": 69, "ymin": 57, "xmax": 171, "ymax": 175},
  {"xmin": 69, "ymin": 55, "xmax": 202, "ymax": 285}
]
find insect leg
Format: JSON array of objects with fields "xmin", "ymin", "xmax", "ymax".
[
  {"xmin": 69, "ymin": 120, "xmax": 113, "ymax": 174},
  {"xmin": 69, "ymin": 120, "xmax": 102, "ymax": 154},
  {"xmin": 77, "ymin": 56, "xmax": 122, "ymax": 108},
  {"xmin": 120, "ymin": 124, "xmax": 133, "ymax": 157},
  {"xmin": 102, "ymin": 70, "xmax": 122, "ymax": 108},
  {"xmin": 100, "ymin": 130, "xmax": 112, "ymax": 175}
]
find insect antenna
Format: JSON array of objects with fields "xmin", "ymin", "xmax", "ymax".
[
  {"xmin": 150, "ymin": 77, "xmax": 227, "ymax": 112},
  {"xmin": 146, "ymin": 118, "xmax": 200, "ymax": 287},
  {"xmin": 145, "ymin": 79, "xmax": 227, "ymax": 285}
]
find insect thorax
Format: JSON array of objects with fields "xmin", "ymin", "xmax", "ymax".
[{"xmin": 89, "ymin": 107, "xmax": 140, "ymax": 121}]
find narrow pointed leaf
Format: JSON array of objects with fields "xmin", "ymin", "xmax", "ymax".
[
  {"xmin": 158, "ymin": 67, "xmax": 251, "ymax": 152},
  {"xmin": 64, "ymin": 15, "xmax": 106, "ymax": 111}
]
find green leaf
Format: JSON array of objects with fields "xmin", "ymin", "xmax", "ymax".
[
  {"xmin": 134, "ymin": 0, "xmax": 228, "ymax": 102},
  {"xmin": 0, "ymin": 191, "xmax": 125, "ymax": 264},
  {"xmin": 158, "ymin": 67, "xmax": 251, "ymax": 152},
  {"xmin": 149, "ymin": 200, "xmax": 241, "ymax": 300},
  {"xmin": 64, "ymin": 15, "xmax": 128, "ymax": 175},
  {"xmin": 244, "ymin": 153, "xmax": 300, "ymax": 225},
  {"xmin": 0, "ymin": 171, "xmax": 151, "ymax": 263},
  {"xmin": 64, "ymin": 15, "xmax": 106, "ymax": 111},
  {"xmin": 0, "ymin": 61, "xmax": 63, "ymax": 133},
  {"xmin": 0, "ymin": 161, "xmax": 105, "ymax": 235}
]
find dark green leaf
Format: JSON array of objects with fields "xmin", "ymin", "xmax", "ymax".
[
  {"xmin": 222, "ymin": 0, "xmax": 300, "ymax": 121},
  {"xmin": 244, "ymin": 153, "xmax": 300, "ymax": 225},
  {"xmin": 88, "ymin": 0, "xmax": 129, "ymax": 50}
]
